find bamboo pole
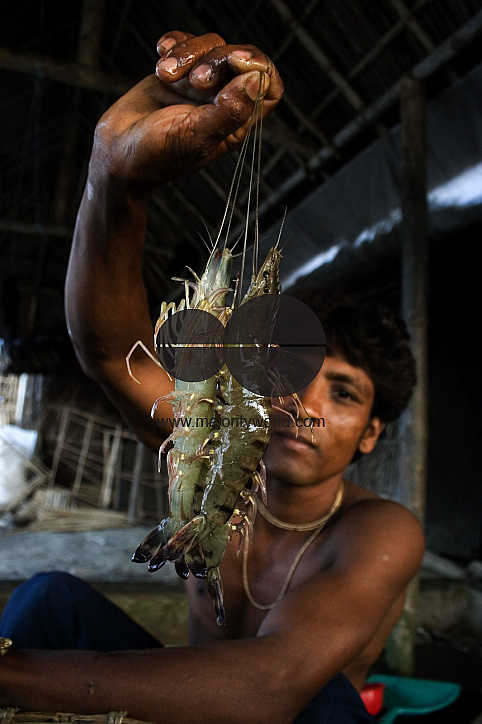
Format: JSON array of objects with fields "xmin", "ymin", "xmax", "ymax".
[
  {"xmin": 127, "ymin": 442, "xmax": 148, "ymax": 522},
  {"xmin": 387, "ymin": 76, "xmax": 428, "ymax": 676}
]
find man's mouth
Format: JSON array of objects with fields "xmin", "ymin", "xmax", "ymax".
[{"xmin": 273, "ymin": 427, "xmax": 317, "ymax": 449}]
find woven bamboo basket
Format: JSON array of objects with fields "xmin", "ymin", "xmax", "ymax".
[{"xmin": 0, "ymin": 711, "xmax": 152, "ymax": 724}]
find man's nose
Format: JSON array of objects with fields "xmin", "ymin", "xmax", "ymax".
[{"xmin": 272, "ymin": 384, "xmax": 317, "ymax": 421}]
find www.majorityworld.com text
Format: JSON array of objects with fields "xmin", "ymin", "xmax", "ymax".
[{"xmin": 157, "ymin": 416, "xmax": 325, "ymax": 430}]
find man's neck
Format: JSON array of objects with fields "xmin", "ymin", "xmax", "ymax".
[{"xmin": 258, "ymin": 473, "xmax": 345, "ymax": 529}]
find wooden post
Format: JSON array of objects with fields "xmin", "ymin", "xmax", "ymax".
[{"xmin": 387, "ymin": 76, "xmax": 428, "ymax": 676}]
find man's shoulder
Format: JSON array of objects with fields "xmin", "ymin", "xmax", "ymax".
[
  {"xmin": 329, "ymin": 480, "xmax": 425, "ymax": 574},
  {"xmin": 342, "ymin": 480, "xmax": 422, "ymax": 525}
]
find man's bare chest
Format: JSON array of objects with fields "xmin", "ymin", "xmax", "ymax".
[{"xmin": 186, "ymin": 527, "xmax": 335, "ymax": 642}]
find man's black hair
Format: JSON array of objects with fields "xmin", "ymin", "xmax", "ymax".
[{"xmin": 316, "ymin": 294, "xmax": 417, "ymax": 424}]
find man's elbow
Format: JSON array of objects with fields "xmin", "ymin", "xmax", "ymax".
[
  {"xmin": 245, "ymin": 650, "xmax": 315, "ymax": 724},
  {"xmin": 68, "ymin": 331, "xmax": 112, "ymax": 384}
]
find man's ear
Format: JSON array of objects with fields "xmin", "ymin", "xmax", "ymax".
[{"xmin": 358, "ymin": 417, "xmax": 385, "ymax": 454}]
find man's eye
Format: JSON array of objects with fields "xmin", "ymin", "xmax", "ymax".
[{"xmin": 333, "ymin": 387, "xmax": 355, "ymax": 401}]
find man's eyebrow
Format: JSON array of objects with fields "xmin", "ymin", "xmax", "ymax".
[{"xmin": 324, "ymin": 371, "xmax": 372, "ymax": 398}]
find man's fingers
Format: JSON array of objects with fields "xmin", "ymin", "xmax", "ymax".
[
  {"xmin": 226, "ymin": 47, "xmax": 284, "ymax": 104},
  {"xmin": 155, "ymin": 34, "xmax": 283, "ymax": 109},
  {"xmin": 157, "ymin": 31, "xmax": 195, "ymax": 55},
  {"xmin": 156, "ymin": 32, "xmax": 226, "ymax": 81},
  {"xmin": 188, "ymin": 44, "xmax": 259, "ymax": 92},
  {"xmin": 186, "ymin": 71, "xmax": 275, "ymax": 158},
  {"xmin": 189, "ymin": 44, "xmax": 284, "ymax": 109}
]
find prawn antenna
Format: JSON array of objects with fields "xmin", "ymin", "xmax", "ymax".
[
  {"xmin": 214, "ymin": 96, "xmax": 255, "ymax": 251},
  {"xmin": 197, "ymin": 223, "xmax": 214, "ymax": 254},
  {"xmin": 276, "ymin": 207, "xmax": 288, "ymax": 250},
  {"xmin": 238, "ymin": 71, "xmax": 265, "ymax": 302}
]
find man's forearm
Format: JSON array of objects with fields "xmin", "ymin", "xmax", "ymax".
[{"xmin": 1, "ymin": 639, "xmax": 303, "ymax": 724}]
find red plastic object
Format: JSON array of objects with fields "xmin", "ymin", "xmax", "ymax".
[{"xmin": 361, "ymin": 681, "xmax": 386, "ymax": 716}]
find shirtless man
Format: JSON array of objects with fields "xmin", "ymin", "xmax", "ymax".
[{"xmin": 0, "ymin": 31, "xmax": 424, "ymax": 724}]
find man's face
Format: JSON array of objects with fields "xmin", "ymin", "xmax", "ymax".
[{"xmin": 264, "ymin": 354, "xmax": 384, "ymax": 488}]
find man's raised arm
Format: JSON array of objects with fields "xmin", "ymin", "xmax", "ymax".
[{"xmin": 64, "ymin": 31, "xmax": 283, "ymax": 449}]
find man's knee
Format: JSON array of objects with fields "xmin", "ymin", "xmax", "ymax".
[
  {"xmin": 7, "ymin": 571, "xmax": 83, "ymax": 618},
  {"xmin": 28, "ymin": 570, "xmax": 78, "ymax": 588},
  {"xmin": 20, "ymin": 571, "xmax": 81, "ymax": 599},
  {"xmin": 0, "ymin": 571, "xmax": 90, "ymax": 648}
]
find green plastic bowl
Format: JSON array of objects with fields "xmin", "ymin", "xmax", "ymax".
[{"xmin": 366, "ymin": 674, "xmax": 461, "ymax": 724}]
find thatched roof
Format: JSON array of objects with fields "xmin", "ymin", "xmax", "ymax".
[{"xmin": 1, "ymin": 0, "xmax": 481, "ymax": 372}]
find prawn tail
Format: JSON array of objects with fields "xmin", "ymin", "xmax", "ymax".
[
  {"xmin": 131, "ymin": 517, "xmax": 179, "ymax": 564},
  {"xmin": 155, "ymin": 514, "xmax": 206, "ymax": 561},
  {"xmin": 185, "ymin": 544, "xmax": 208, "ymax": 578},
  {"xmin": 174, "ymin": 556, "xmax": 190, "ymax": 580},
  {"xmin": 206, "ymin": 567, "xmax": 225, "ymax": 626}
]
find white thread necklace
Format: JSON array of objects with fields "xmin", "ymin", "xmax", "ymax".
[{"xmin": 242, "ymin": 480, "xmax": 345, "ymax": 611}]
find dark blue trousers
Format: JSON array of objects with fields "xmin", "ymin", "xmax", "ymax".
[{"xmin": 0, "ymin": 572, "xmax": 376, "ymax": 723}]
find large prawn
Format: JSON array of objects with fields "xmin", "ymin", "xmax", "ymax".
[
  {"xmin": 129, "ymin": 243, "xmax": 233, "ymax": 574},
  {"xmin": 131, "ymin": 243, "xmax": 282, "ymax": 624},
  {"xmin": 154, "ymin": 245, "xmax": 282, "ymax": 624},
  {"xmin": 129, "ymin": 71, "xmax": 284, "ymax": 623},
  {"xmin": 193, "ymin": 246, "xmax": 282, "ymax": 623}
]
